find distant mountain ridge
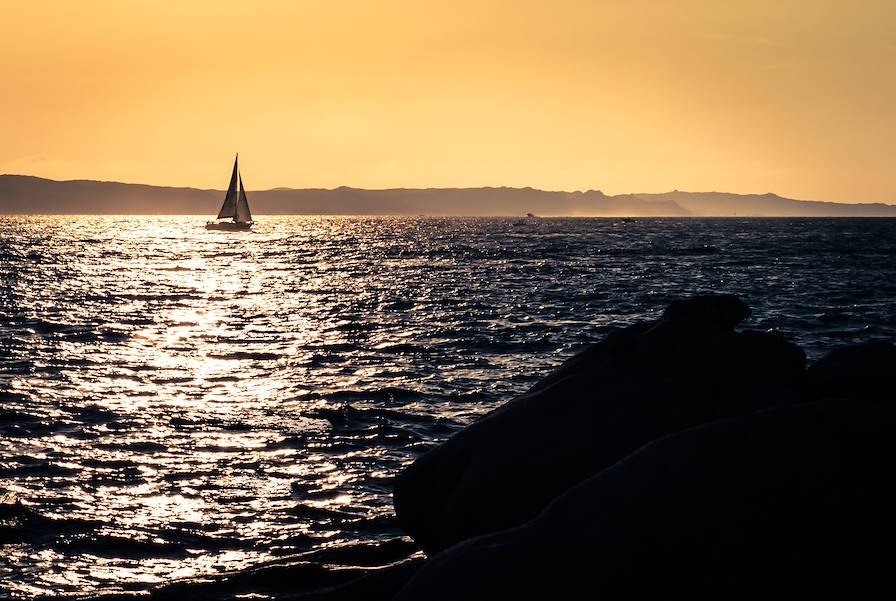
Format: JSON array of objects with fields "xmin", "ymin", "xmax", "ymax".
[
  {"xmin": 631, "ymin": 190, "xmax": 896, "ymax": 217},
  {"xmin": 1, "ymin": 174, "xmax": 895, "ymax": 217}
]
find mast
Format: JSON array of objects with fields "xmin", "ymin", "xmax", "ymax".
[{"xmin": 217, "ymin": 154, "xmax": 239, "ymax": 219}]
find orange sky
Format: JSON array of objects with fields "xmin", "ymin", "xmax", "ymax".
[{"xmin": 1, "ymin": 1, "xmax": 893, "ymax": 202}]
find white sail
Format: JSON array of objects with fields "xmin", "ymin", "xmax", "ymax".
[
  {"xmin": 217, "ymin": 155, "xmax": 239, "ymax": 219},
  {"xmin": 236, "ymin": 175, "xmax": 252, "ymax": 223}
]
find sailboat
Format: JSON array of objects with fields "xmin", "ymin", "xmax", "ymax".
[{"xmin": 206, "ymin": 154, "xmax": 253, "ymax": 230}]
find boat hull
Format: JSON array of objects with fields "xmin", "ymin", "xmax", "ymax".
[{"xmin": 205, "ymin": 221, "xmax": 252, "ymax": 231}]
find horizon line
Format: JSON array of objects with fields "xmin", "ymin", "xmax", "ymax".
[{"xmin": 3, "ymin": 173, "xmax": 893, "ymax": 207}]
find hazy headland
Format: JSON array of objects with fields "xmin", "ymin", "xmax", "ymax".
[{"xmin": 2, "ymin": 174, "xmax": 895, "ymax": 217}]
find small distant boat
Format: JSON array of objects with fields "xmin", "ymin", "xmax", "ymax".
[
  {"xmin": 511, "ymin": 212, "xmax": 537, "ymax": 226},
  {"xmin": 206, "ymin": 154, "xmax": 253, "ymax": 231}
]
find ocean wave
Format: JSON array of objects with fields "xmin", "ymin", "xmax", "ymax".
[
  {"xmin": 0, "ymin": 495, "xmax": 98, "ymax": 545},
  {"xmin": 296, "ymin": 387, "xmax": 431, "ymax": 404},
  {"xmin": 207, "ymin": 351, "xmax": 283, "ymax": 361}
]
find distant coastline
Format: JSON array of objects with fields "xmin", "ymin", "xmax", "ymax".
[{"xmin": 2, "ymin": 174, "xmax": 895, "ymax": 217}]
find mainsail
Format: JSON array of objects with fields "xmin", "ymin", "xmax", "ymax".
[
  {"xmin": 236, "ymin": 175, "xmax": 252, "ymax": 223},
  {"xmin": 217, "ymin": 155, "xmax": 239, "ymax": 219}
]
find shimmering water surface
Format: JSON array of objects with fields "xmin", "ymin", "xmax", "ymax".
[{"xmin": 2, "ymin": 216, "xmax": 895, "ymax": 597}]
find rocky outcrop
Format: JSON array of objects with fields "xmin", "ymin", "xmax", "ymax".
[
  {"xmin": 319, "ymin": 297, "xmax": 896, "ymax": 599},
  {"xmin": 804, "ymin": 341, "xmax": 896, "ymax": 401},
  {"xmin": 395, "ymin": 401, "xmax": 896, "ymax": 599},
  {"xmin": 393, "ymin": 295, "xmax": 806, "ymax": 553}
]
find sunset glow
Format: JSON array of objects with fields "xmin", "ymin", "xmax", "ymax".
[{"xmin": 1, "ymin": 0, "xmax": 893, "ymax": 202}]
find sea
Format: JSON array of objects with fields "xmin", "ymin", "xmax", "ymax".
[{"xmin": 2, "ymin": 216, "xmax": 895, "ymax": 597}]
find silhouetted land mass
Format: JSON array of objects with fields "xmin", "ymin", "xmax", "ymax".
[{"xmin": 3, "ymin": 174, "xmax": 895, "ymax": 216}]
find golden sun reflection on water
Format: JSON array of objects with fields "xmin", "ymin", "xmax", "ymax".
[
  {"xmin": 4, "ymin": 217, "xmax": 400, "ymax": 596},
  {"xmin": 11, "ymin": 214, "xmax": 781, "ymax": 596}
]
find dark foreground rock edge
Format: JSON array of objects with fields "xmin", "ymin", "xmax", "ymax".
[
  {"xmin": 395, "ymin": 400, "xmax": 896, "ymax": 599},
  {"xmin": 391, "ymin": 295, "xmax": 896, "ymax": 599},
  {"xmin": 67, "ymin": 294, "xmax": 894, "ymax": 600},
  {"xmin": 393, "ymin": 294, "xmax": 809, "ymax": 554}
]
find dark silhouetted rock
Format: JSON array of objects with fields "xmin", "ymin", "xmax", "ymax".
[
  {"xmin": 661, "ymin": 293, "xmax": 750, "ymax": 329},
  {"xmin": 395, "ymin": 401, "xmax": 896, "ymax": 600},
  {"xmin": 393, "ymin": 295, "xmax": 807, "ymax": 553},
  {"xmin": 136, "ymin": 539, "xmax": 419, "ymax": 601},
  {"xmin": 291, "ymin": 559, "xmax": 424, "ymax": 601},
  {"xmin": 804, "ymin": 341, "xmax": 896, "ymax": 402}
]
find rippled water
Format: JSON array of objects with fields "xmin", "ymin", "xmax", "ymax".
[{"xmin": 1, "ymin": 216, "xmax": 895, "ymax": 597}]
